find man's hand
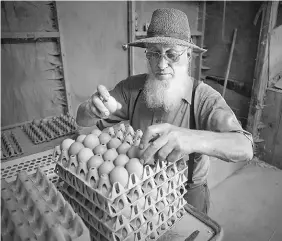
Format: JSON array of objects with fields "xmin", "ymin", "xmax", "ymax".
[
  {"xmin": 139, "ymin": 123, "xmax": 194, "ymax": 164},
  {"xmin": 86, "ymin": 85, "xmax": 122, "ymax": 119}
]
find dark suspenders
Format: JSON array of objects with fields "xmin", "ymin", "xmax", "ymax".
[
  {"xmin": 187, "ymin": 80, "xmax": 199, "ymax": 184},
  {"xmin": 130, "ymin": 80, "xmax": 199, "ymax": 184}
]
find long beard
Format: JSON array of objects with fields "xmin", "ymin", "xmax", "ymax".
[{"xmin": 143, "ymin": 62, "xmax": 191, "ymax": 112}]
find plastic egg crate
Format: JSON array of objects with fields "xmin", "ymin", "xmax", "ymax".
[
  {"xmin": 55, "ymin": 156, "xmax": 187, "ymax": 218},
  {"xmin": 60, "ymin": 182, "xmax": 187, "ymax": 241},
  {"xmin": 1, "ymin": 168, "xmax": 91, "ymax": 241}
]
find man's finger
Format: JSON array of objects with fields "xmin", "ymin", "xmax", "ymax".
[
  {"xmin": 166, "ymin": 149, "xmax": 183, "ymax": 163},
  {"xmin": 140, "ymin": 123, "xmax": 170, "ymax": 149},
  {"xmin": 141, "ymin": 134, "xmax": 168, "ymax": 164},
  {"xmin": 92, "ymin": 95, "xmax": 110, "ymax": 117},
  {"xmin": 157, "ymin": 141, "xmax": 175, "ymax": 161},
  {"xmin": 97, "ymin": 85, "xmax": 110, "ymax": 101}
]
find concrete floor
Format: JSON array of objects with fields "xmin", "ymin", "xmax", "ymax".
[{"xmin": 209, "ymin": 159, "xmax": 282, "ymax": 241}]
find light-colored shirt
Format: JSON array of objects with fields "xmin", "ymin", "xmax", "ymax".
[{"xmin": 96, "ymin": 74, "xmax": 253, "ymax": 185}]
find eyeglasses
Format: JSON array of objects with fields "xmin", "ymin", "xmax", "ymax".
[{"xmin": 145, "ymin": 49, "xmax": 187, "ymax": 63}]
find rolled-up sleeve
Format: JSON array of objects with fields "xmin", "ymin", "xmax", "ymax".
[{"xmin": 196, "ymin": 84, "xmax": 253, "ymax": 146}]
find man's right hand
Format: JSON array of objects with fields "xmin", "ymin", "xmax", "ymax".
[{"xmin": 86, "ymin": 85, "xmax": 122, "ymax": 119}]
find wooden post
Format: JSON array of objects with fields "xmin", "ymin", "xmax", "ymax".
[
  {"xmin": 128, "ymin": 0, "xmax": 135, "ymax": 76},
  {"xmin": 54, "ymin": 2, "xmax": 73, "ymax": 116},
  {"xmin": 246, "ymin": 1, "xmax": 279, "ymax": 140}
]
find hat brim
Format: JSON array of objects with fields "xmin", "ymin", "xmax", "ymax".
[{"xmin": 127, "ymin": 36, "xmax": 207, "ymax": 53}]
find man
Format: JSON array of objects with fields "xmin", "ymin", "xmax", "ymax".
[{"xmin": 76, "ymin": 8, "xmax": 253, "ymax": 214}]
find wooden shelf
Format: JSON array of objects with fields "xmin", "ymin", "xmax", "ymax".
[
  {"xmin": 135, "ymin": 29, "xmax": 203, "ymax": 39},
  {"xmin": 1, "ymin": 31, "xmax": 60, "ymax": 39}
]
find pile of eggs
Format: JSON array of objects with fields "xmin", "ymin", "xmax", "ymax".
[{"xmin": 60, "ymin": 124, "xmax": 147, "ymax": 189}]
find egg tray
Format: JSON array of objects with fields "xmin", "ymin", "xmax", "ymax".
[
  {"xmin": 1, "ymin": 168, "xmax": 91, "ymax": 241},
  {"xmin": 1, "ymin": 131, "xmax": 24, "ymax": 160},
  {"xmin": 61, "ymin": 184, "xmax": 187, "ymax": 241},
  {"xmin": 55, "ymin": 157, "xmax": 187, "ymax": 218},
  {"xmin": 22, "ymin": 114, "xmax": 78, "ymax": 145},
  {"xmin": 58, "ymin": 174, "xmax": 187, "ymax": 232}
]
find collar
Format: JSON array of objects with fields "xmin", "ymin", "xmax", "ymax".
[{"xmin": 181, "ymin": 78, "xmax": 194, "ymax": 105}]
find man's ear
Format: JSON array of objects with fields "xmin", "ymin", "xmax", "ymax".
[{"xmin": 187, "ymin": 48, "xmax": 192, "ymax": 59}]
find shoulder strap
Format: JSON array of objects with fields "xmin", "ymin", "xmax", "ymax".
[{"xmin": 187, "ymin": 79, "xmax": 200, "ymax": 184}]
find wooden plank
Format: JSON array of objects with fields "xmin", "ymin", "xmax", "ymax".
[
  {"xmin": 55, "ymin": 2, "xmax": 73, "ymax": 115},
  {"xmin": 259, "ymin": 90, "xmax": 282, "ymax": 165},
  {"xmin": 247, "ymin": 1, "xmax": 279, "ymax": 137},
  {"xmin": 1, "ymin": 31, "xmax": 60, "ymax": 39},
  {"xmin": 128, "ymin": 0, "xmax": 135, "ymax": 76},
  {"xmin": 198, "ymin": 1, "xmax": 206, "ymax": 81}
]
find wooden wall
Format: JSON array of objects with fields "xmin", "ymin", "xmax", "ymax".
[
  {"xmin": 56, "ymin": 1, "xmax": 128, "ymax": 115},
  {"xmin": 1, "ymin": 1, "xmax": 66, "ymax": 127}
]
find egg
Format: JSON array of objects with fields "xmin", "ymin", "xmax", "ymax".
[
  {"xmin": 83, "ymin": 134, "xmax": 100, "ymax": 149},
  {"xmin": 124, "ymin": 134, "xmax": 133, "ymax": 145},
  {"xmin": 61, "ymin": 138, "xmax": 75, "ymax": 151},
  {"xmin": 76, "ymin": 134, "xmax": 87, "ymax": 143},
  {"xmin": 98, "ymin": 132, "xmax": 112, "ymax": 145},
  {"xmin": 107, "ymin": 137, "xmax": 122, "ymax": 149},
  {"xmin": 117, "ymin": 142, "xmax": 131, "ymax": 154},
  {"xmin": 103, "ymin": 96, "xmax": 118, "ymax": 113},
  {"xmin": 114, "ymin": 154, "xmax": 129, "ymax": 166},
  {"xmin": 109, "ymin": 166, "xmax": 129, "ymax": 187},
  {"xmin": 98, "ymin": 160, "xmax": 115, "ymax": 176},
  {"xmin": 87, "ymin": 154, "xmax": 104, "ymax": 169},
  {"xmin": 91, "ymin": 128, "xmax": 102, "ymax": 136},
  {"xmin": 68, "ymin": 142, "xmax": 84, "ymax": 156},
  {"xmin": 127, "ymin": 146, "xmax": 140, "ymax": 159},
  {"xmin": 103, "ymin": 148, "xmax": 118, "ymax": 162},
  {"xmin": 77, "ymin": 148, "xmax": 94, "ymax": 163},
  {"xmin": 93, "ymin": 144, "xmax": 107, "ymax": 155},
  {"xmin": 125, "ymin": 158, "xmax": 143, "ymax": 179}
]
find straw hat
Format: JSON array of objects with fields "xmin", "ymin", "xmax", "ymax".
[{"xmin": 128, "ymin": 8, "xmax": 206, "ymax": 53}]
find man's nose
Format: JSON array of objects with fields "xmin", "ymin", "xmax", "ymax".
[{"xmin": 157, "ymin": 55, "xmax": 169, "ymax": 69}]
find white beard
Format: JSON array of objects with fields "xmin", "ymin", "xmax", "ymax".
[{"xmin": 143, "ymin": 62, "xmax": 192, "ymax": 112}]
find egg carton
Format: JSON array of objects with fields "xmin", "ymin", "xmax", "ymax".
[
  {"xmin": 1, "ymin": 131, "xmax": 24, "ymax": 160},
  {"xmin": 61, "ymin": 185, "xmax": 186, "ymax": 241},
  {"xmin": 55, "ymin": 157, "xmax": 187, "ymax": 218},
  {"xmin": 22, "ymin": 113, "xmax": 78, "ymax": 145},
  {"xmin": 58, "ymin": 175, "xmax": 187, "ymax": 232},
  {"xmin": 1, "ymin": 168, "xmax": 91, "ymax": 241}
]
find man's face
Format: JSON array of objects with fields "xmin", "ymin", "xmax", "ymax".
[
  {"xmin": 145, "ymin": 43, "xmax": 191, "ymax": 80},
  {"xmin": 143, "ymin": 43, "xmax": 192, "ymax": 112}
]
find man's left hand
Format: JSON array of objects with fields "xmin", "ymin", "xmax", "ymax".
[{"xmin": 139, "ymin": 123, "xmax": 193, "ymax": 164}]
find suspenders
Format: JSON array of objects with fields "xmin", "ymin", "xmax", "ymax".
[
  {"xmin": 130, "ymin": 79, "xmax": 200, "ymax": 184},
  {"xmin": 187, "ymin": 79, "xmax": 199, "ymax": 184}
]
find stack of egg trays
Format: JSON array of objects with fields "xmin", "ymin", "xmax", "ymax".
[
  {"xmin": 55, "ymin": 154, "xmax": 188, "ymax": 241},
  {"xmin": 1, "ymin": 168, "xmax": 91, "ymax": 241},
  {"xmin": 59, "ymin": 181, "xmax": 187, "ymax": 241},
  {"xmin": 22, "ymin": 114, "xmax": 77, "ymax": 145}
]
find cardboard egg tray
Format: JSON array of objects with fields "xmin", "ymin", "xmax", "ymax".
[
  {"xmin": 60, "ymin": 182, "xmax": 187, "ymax": 241},
  {"xmin": 55, "ymin": 156, "xmax": 188, "ymax": 218},
  {"xmin": 58, "ymin": 174, "xmax": 186, "ymax": 232},
  {"xmin": 1, "ymin": 131, "xmax": 24, "ymax": 160},
  {"xmin": 1, "ymin": 168, "xmax": 91, "ymax": 241},
  {"xmin": 22, "ymin": 113, "xmax": 78, "ymax": 145}
]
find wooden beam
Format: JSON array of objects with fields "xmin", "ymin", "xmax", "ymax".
[
  {"xmin": 54, "ymin": 2, "xmax": 73, "ymax": 116},
  {"xmin": 1, "ymin": 31, "xmax": 60, "ymax": 39},
  {"xmin": 128, "ymin": 0, "xmax": 135, "ymax": 76},
  {"xmin": 246, "ymin": 1, "xmax": 279, "ymax": 139}
]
